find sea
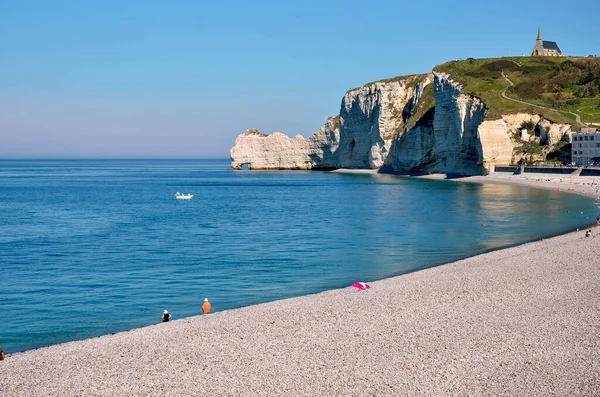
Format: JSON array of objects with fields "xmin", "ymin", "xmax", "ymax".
[{"xmin": 0, "ymin": 159, "xmax": 597, "ymax": 354}]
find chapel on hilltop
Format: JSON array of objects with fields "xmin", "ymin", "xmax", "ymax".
[{"xmin": 531, "ymin": 27, "xmax": 563, "ymax": 56}]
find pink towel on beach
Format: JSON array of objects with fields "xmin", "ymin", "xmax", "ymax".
[{"xmin": 352, "ymin": 282, "xmax": 370, "ymax": 290}]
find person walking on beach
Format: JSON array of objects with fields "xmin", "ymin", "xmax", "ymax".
[
  {"xmin": 202, "ymin": 298, "xmax": 211, "ymax": 314},
  {"xmin": 162, "ymin": 309, "xmax": 171, "ymax": 322},
  {"xmin": 0, "ymin": 346, "xmax": 4, "ymax": 360}
]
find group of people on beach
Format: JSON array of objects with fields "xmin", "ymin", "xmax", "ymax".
[
  {"xmin": 585, "ymin": 229, "xmax": 594, "ymax": 237},
  {"xmin": 161, "ymin": 298, "xmax": 211, "ymax": 322}
]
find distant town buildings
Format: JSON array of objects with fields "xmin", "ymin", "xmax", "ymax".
[
  {"xmin": 531, "ymin": 27, "xmax": 563, "ymax": 56},
  {"xmin": 572, "ymin": 128, "xmax": 600, "ymax": 165}
]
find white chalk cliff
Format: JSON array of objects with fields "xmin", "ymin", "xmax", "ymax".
[
  {"xmin": 229, "ymin": 116, "xmax": 339, "ymax": 170},
  {"xmin": 230, "ymin": 72, "xmax": 572, "ymax": 175},
  {"xmin": 336, "ymin": 75, "xmax": 433, "ymax": 169}
]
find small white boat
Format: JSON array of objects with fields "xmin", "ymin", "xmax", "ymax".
[{"xmin": 175, "ymin": 192, "xmax": 193, "ymax": 200}]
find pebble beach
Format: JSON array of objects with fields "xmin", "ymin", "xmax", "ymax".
[{"xmin": 1, "ymin": 172, "xmax": 599, "ymax": 396}]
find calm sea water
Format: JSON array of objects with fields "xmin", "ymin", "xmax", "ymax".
[{"xmin": 0, "ymin": 159, "xmax": 597, "ymax": 353}]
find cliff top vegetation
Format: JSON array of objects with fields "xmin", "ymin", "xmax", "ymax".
[
  {"xmin": 347, "ymin": 73, "xmax": 432, "ymax": 93},
  {"xmin": 434, "ymin": 57, "xmax": 600, "ymax": 127}
]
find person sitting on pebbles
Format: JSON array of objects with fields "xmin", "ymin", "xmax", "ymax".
[
  {"xmin": 202, "ymin": 298, "xmax": 211, "ymax": 314},
  {"xmin": 585, "ymin": 230, "xmax": 593, "ymax": 238},
  {"xmin": 162, "ymin": 309, "xmax": 172, "ymax": 322}
]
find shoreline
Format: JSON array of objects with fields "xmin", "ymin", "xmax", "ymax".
[
  {"xmin": 334, "ymin": 167, "xmax": 600, "ymax": 200},
  {"xmin": 1, "ymin": 172, "xmax": 599, "ymax": 395},
  {"xmin": 456, "ymin": 172, "xmax": 600, "ymax": 200}
]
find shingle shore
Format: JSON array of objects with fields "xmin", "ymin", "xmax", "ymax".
[{"xmin": 1, "ymin": 174, "xmax": 599, "ymax": 396}]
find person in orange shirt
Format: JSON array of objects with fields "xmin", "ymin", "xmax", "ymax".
[{"xmin": 202, "ymin": 298, "xmax": 211, "ymax": 314}]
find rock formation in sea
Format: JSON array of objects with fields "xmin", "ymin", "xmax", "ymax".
[
  {"xmin": 230, "ymin": 68, "xmax": 573, "ymax": 175},
  {"xmin": 229, "ymin": 116, "xmax": 339, "ymax": 170}
]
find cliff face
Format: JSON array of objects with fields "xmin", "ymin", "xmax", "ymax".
[
  {"xmin": 426, "ymin": 73, "xmax": 488, "ymax": 175},
  {"xmin": 476, "ymin": 114, "xmax": 567, "ymax": 168},
  {"xmin": 230, "ymin": 75, "xmax": 433, "ymax": 170},
  {"xmin": 388, "ymin": 73, "xmax": 572, "ymax": 174},
  {"xmin": 390, "ymin": 107, "xmax": 435, "ymax": 171},
  {"xmin": 230, "ymin": 71, "xmax": 573, "ymax": 175},
  {"xmin": 229, "ymin": 116, "xmax": 339, "ymax": 170},
  {"xmin": 336, "ymin": 75, "xmax": 432, "ymax": 169},
  {"xmin": 392, "ymin": 74, "xmax": 515, "ymax": 175}
]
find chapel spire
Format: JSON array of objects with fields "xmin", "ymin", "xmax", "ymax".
[{"xmin": 531, "ymin": 26, "xmax": 562, "ymax": 57}]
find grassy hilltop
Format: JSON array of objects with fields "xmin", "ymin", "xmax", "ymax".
[{"xmin": 434, "ymin": 57, "xmax": 600, "ymax": 126}]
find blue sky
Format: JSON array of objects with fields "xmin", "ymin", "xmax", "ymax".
[{"xmin": 1, "ymin": 0, "xmax": 598, "ymax": 158}]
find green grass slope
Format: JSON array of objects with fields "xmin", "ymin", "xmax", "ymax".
[{"xmin": 434, "ymin": 57, "xmax": 600, "ymax": 127}]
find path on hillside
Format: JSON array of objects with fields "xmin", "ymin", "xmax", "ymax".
[{"xmin": 500, "ymin": 72, "xmax": 586, "ymax": 127}]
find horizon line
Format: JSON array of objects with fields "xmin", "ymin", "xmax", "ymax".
[{"xmin": 0, "ymin": 156, "xmax": 231, "ymax": 161}]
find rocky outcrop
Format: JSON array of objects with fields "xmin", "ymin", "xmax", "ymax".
[
  {"xmin": 538, "ymin": 119, "xmax": 572, "ymax": 145},
  {"xmin": 477, "ymin": 114, "xmax": 572, "ymax": 168},
  {"xmin": 230, "ymin": 72, "xmax": 573, "ymax": 175},
  {"xmin": 230, "ymin": 75, "xmax": 433, "ymax": 170},
  {"xmin": 423, "ymin": 73, "xmax": 489, "ymax": 175},
  {"xmin": 229, "ymin": 116, "xmax": 339, "ymax": 170},
  {"xmin": 392, "ymin": 73, "xmax": 507, "ymax": 175},
  {"xmin": 336, "ymin": 75, "xmax": 433, "ymax": 169},
  {"xmin": 477, "ymin": 114, "xmax": 540, "ymax": 169},
  {"xmin": 391, "ymin": 74, "xmax": 572, "ymax": 174},
  {"xmin": 390, "ymin": 107, "xmax": 435, "ymax": 171}
]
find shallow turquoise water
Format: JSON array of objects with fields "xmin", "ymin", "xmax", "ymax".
[{"xmin": 0, "ymin": 159, "xmax": 597, "ymax": 353}]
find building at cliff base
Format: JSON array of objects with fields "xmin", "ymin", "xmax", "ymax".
[
  {"xmin": 531, "ymin": 27, "xmax": 563, "ymax": 56},
  {"xmin": 572, "ymin": 128, "xmax": 600, "ymax": 165}
]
